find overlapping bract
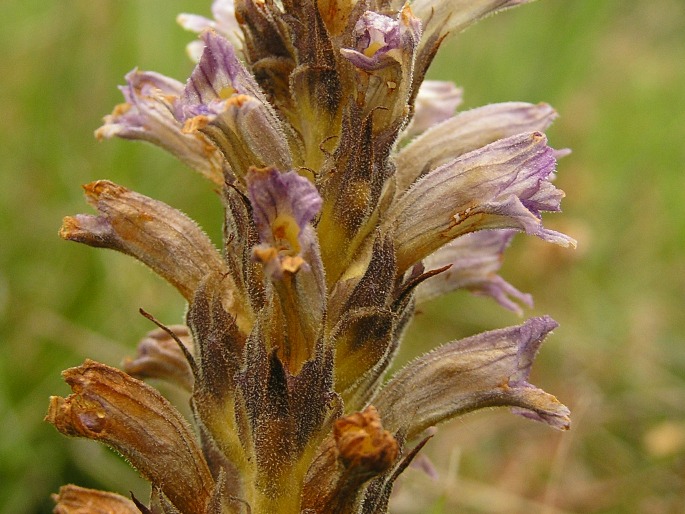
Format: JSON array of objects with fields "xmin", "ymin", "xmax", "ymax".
[{"xmin": 50, "ymin": 1, "xmax": 573, "ymax": 513}]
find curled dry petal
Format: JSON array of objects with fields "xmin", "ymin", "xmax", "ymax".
[
  {"xmin": 52, "ymin": 485, "xmax": 139, "ymax": 514},
  {"xmin": 122, "ymin": 325, "xmax": 195, "ymax": 392},
  {"xmin": 180, "ymin": 31, "xmax": 263, "ymax": 105},
  {"xmin": 417, "ymin": 230, "xmax": 533, "ymax": 314},
  {"xmin": 59, "ymin": 180, "xmax": 229, "ymax": 302},
  {"xmin": 395, "ymin": 102, "xmax": 558, "ymax": 194},
  {"xmin": 45, "ymin": 360, "xmax": 214, "ymax": 514},
  {"xmin": 302, "ymin": 407, "xmax": 399, "ymax": 512},
  {"xmin": 387, "ymin": 132, "xmax": 576, "ymax": 272},
  {"xmin": 371, "ymin": 317, "xmax": 571, "ymax": 439}
]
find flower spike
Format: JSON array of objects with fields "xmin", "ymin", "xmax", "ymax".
[{"xmin": 51, "ymin": 0, "xmax": 575, "ymax": 512}]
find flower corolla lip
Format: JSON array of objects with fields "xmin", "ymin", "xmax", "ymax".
[
  {"xmin": 246, "ymin": 167, "xmax": 323, "ymax": 278},
  {"xmin": 175, "ymin": 31, "xmax": 293, "ymax": 179},
  {"xmin": 340, "ymin": 9, "xmax": 421, "ymax": 71},
  {"xmin": 95, "ymin": 69, "xmax": 227, "ymax": 184},
  {"xmin": 418, "ymin": 229, "xmax": 533, "ymax": 314},
  {"xmin": 387, "ymin": 131, "xmax": 576, "ymax": 272},
  {"xmin": 371, "ymin": 316, "xmax": 571, "ymax": 439}
]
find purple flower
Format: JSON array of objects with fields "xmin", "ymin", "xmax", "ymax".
[
  {"xmin": 340, "ymin": 8, "xmax": 421, "ymax": 71},
  {"xmin": 95, "ymin": 69, "xmax": 228, "ymax": 184},
  {"xmin": 175, "ymin": 31, "xmax": 293, "ymax": 180},
  {"xmin": 406, "ymin": 80, "xmax": 463, "ymax": 137},
  {"xmin": 418, "ymin": 229, "xmax": 533, "ymax": 314},
  {"xmin": 387, "ymin": 132, "xmax": 576, "ymax": 272},
  {"xmin": 246, "ymin": 167, "xmax": 322, "ymax": 278},
  {"xmin": 371, "ymin": 316, "xmax": 570, "ymax": 439}
]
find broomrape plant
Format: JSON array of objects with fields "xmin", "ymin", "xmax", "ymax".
[{"xmin": 47, "ymin": 0, "xmax": 575, "ymax": 512}]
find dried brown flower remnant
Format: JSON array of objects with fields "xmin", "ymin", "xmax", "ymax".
[
  {"xmin": 334, "ymin": 406, "xmax": 399, "ymax": 475},
  {"xmin": 46, "ymin": 360, "xmax": 214, "ymax": 513}
]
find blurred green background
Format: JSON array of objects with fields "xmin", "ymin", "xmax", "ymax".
[{"xmin": 1, "ymin": 1, "xmax": 684, "ymax": 512}]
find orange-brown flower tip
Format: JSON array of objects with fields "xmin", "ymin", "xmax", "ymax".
[
  {"xmin": 225, "ymin": 93, "xmax": 250, "ymax": 107},
  {"xmin": 182, "ymin": 115, "xmax": 211, "ymax": 134},
  {"xmin": 58, "ymin": 216, "xmax": 80, "ymax": 240},
  {"xmin": 52, "ymin": 484, "xmax": 139, "ymax": 514},
  {"xmin": 281, "ymin": 255, "xmax": 305, "ymax": 274},
  {"xmin": 400, "ymin": 4, "xmax": 415, "ymax": 22},
  {"xmin": 334, "ymin": 405, "xmax": 399, "ymax": 475},
  {"xmin": 112, "ymin": 102, "xmax": 132, "ymax": 117},
  {"xmin": 82, "ymin": 180, "xmax": 127, "ymax": 201},
  {"xmin": 252, "ymin": 245, "xmax": 278, "ymax": 263},
  {"xmin": 45, "ymin": 396, "xmax": 69, "ymax": 431},
  {"xmin": 246, "ymin": 164, "xmax": 276, "ymax": 177}
]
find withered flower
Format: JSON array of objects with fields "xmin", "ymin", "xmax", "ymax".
[{"xmin": 49, "ymin": 1, "xmax": 573, "ymax": 512}]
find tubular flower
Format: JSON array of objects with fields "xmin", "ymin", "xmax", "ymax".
[{"xmin": 50, "ymin": 1, "xmax": 574, "ymax": 513}]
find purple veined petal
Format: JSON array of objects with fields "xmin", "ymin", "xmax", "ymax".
[
  {"xmin": 122, "ymin": 69, "xmax": 184, "ymax": 100},
  {"xmin": 405, "ymin": 80, "xmax": 463, "ymax": 137},
  {"xmin": 386, "ymin": 132, "xmax": 576, "ymax": 272},
  {"xmin": 176, "ymin": 32, "xmax": 293, "ymax": 178},
  {"xmin": 371, "ymin": 316, "xmax": 570, "ymax": 439},
  {"xmin": 180, "ymin": 30, "xmax": 262, "ymax": 111},
  {"xmin": 95, "ymin": 69, "xmax": 227, "ymax": 185},
  {"xmin": 246, "ymin": 168, "xmax": 323, "ymax": 278},
  {"xmin": 417, "ymin": 230, "xmax": 533, "ymax": 314},
  {"xmin": 98, "ymin": 69, "xmax": 182, "ymax": 138},
  {"xmin": 394, "ymin": 102, "xmax": 558, "ymax": 195}
]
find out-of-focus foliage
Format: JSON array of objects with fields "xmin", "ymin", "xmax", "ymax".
[{"xmin": 1, "ymin": 1, "xmax": 683, "ymax": 512}]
